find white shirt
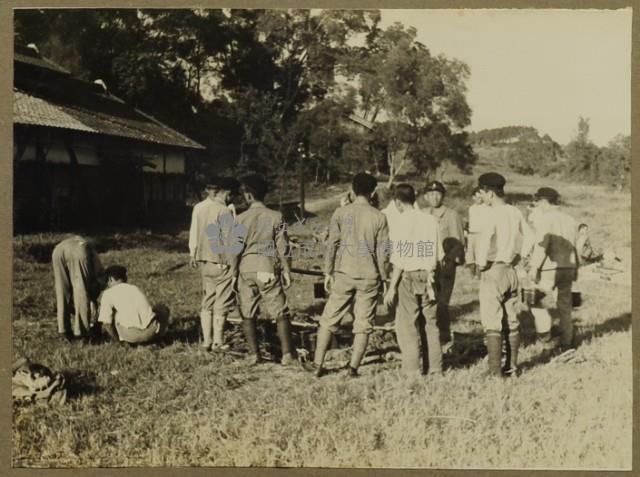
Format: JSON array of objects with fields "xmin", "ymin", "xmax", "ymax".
[
  {"xmin": 390, "ymin": 208, "xmax": 442, "ymax": 272},
  {"xmin": 188, "ymin": 197, "xmax": 233, "ymax": 260},
  {"xmin": 476, "ymin": 203, "xmax": 533, "ymax": 267},
  {"xmin": 382, "ymin": 200, "xmax": 405, "ymax": 244},
  {"xmin": 468, "ymin": 203, "xmax": 492, "ymax": 234},
  {"xmin": 98, "ymin": 283, "xmax": 155, "ymax": 330}
]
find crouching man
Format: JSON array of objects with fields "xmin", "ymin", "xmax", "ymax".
[
  {"xmin": 98, "ymin": 265, "xmax": 170, "ymax": 345},
  {"xmin": 52, "ymin": 235, "xmax": 104, "ymax": 340}
]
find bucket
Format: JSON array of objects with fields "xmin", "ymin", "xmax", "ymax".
[
  {"xmin": 521, "ymin": 288, "xmax": 544, "ymax": 307},
  {"xmin": 572, "ymin": 291, "xmax": 582, "ymax": 308}
]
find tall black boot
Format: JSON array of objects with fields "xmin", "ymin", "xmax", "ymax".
[
  {"xmin": 242, "ymin": 319, "xmax": 262, "ymax": 365},
  {"xmin": 276, "ymin": 316, "xmax": 294, "ymax": 365},
  {"xmin": 503, "ymin": 331, "xmax": 520, "ymax": 376},
  {"xmin": 485, "ymin": 331, "xmax": 502, "ymax": 377}
]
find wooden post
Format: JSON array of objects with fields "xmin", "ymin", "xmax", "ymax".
[{"xmin": 297, "ymin": 143, "xmax": 306, "ymax": 218}]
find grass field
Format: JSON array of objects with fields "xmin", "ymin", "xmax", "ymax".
[{"xmin": 12, "ymin": 165, "xmax": 632, "ymax": 469}]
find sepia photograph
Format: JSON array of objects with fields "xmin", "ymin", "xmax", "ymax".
[{"xmin": 10, "ymin": 6, "xmax": 632, "ymax": 470}]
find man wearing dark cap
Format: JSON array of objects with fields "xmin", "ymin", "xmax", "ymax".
[
  {"xmin": 528, "ymin": 187, "xmax": 579, "ymax": 351},
  {"xmin": 188, "ymin": 176, "xmax": 241, "ymax": 352},
  {"xmin": 422, "ymin": 180, "xmax": 465, "ymax": 351},
  {"xmin": 476, "ymin": 172, "xmax": 534, "ymax": 376}
]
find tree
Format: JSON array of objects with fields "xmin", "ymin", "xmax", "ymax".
[
  {"xmin": 346, "ymin": 23, "xmax": 476, "ymax": 186},
  {"xmin": 505, "ymin": 129, "xmax": 564, "ymax": 176},
  {"xmin": 217, "ymin": 10, "xmax": 380, "ymax": 199},
  {"xmin": 564, "ymin": 117, "xmax": 601, "ymax": 182}
]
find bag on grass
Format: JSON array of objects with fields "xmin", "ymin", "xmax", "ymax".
[{"xmin": 12, "ymin": 357, "xmax": 67, "ymax": 405}]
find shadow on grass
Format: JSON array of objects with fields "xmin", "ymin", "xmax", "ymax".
[
  {"xmin": 62, "ymin": 369, "xmax": 100, "ymax": 399},
  {"xmin": 518, "ymin": 312, "xmax": 631, "ymax": 372}
]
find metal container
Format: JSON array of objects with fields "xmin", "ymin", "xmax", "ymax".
[
  {"xmin": 521, "ymin": 288, "xmax": 542, "ymax": 306},
  {"xmin": 572, "ymin": 291, "xmax": 582, "ymax": 308}
]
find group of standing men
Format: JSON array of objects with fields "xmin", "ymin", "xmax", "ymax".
[
  {"xmin": 52, "ymin": 169, "xmax": 579, "ymax": 379},
  {"xmin": 304, "ymin": 170, "xmax": 579, "ymax": 378}
]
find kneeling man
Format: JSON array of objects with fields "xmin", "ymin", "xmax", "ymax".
[{"xmin": 98, "ymin": 265, "xmax": 170, "ymax": 344}]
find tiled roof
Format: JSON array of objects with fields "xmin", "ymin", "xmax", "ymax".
[
  {"xmin": 14, "ymin": 51, "xmax": 71, "ymax": 75},
  {"xmin": 14, "ymin": 52, "xmax": 205, "ymax": 150}
]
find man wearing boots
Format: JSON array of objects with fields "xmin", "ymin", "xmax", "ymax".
[
  {"xmin": 189, "ymin": 177, "xmax": 240, "ymax": 352},
  {"xmin": 310, "ymin": 172, "xmax": 390, "ymax": 377},
  {"xmin": 476, "ymin": 172, "xmax": 533, "ymax": 377},
  {"xmin": 383, "ymin": 184, "xmax": 444, "ymax": 377},
  {"xmin": 235, "ymin": 174, "xmax": 297, "ymax": 366},
  {"xmin": 421, "ymin": 181, "xmax": 465, "ymax": 353},
  {"xmin": 527, "ymin": 187, "xmax": 579, "ymax": 351}
]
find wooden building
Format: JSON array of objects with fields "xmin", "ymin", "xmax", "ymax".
[{"xmin": 13, "ymin": 44, "xmax": 205, "ymax": 232}]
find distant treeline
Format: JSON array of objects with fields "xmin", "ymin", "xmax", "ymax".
[
  {"xmin": 469, "ymin": 126, "xmax": 539, "ymax": 146},
  {"xmin": 472, "ymin": 119, "xmax": 630, "ymax": 190}
]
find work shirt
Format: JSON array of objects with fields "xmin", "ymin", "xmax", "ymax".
[
  {"xmin": 236, "ymin": 203, "xmax": 291, "ymax": 275},
  {"xmin": 425, "ymin": 205, "xmax": 465, "ymax": 263},
  {"xmin": 189, "ymin": 197, "xmax": 238, "ymax": 269},
  {"xmin": 391, "ymin": 208, "xmax": 442, "ymax": 273},
  {"xmin": 468, "ymin": 203, "xmax": 492, "ymax": 234},
  {"xmin": 529, "ymin": 207, "xmax": 579, "ymax": 271},
  {"xmin": 98, "ymin": 283, "xmax": 155, "ymax": 330},
  {"xmin": 325, "ymin": 198, "xmax": 390, "ymax": 281},
  {"xmin": 476, "ymin": 203, "xmax": 533, "ymax": 268}
]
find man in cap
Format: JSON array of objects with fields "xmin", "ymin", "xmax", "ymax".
[
  {"xmin": 527, "ymin": 187, "xmax": 579, "ymax": 350},
  {"xmin": 476, "ymin": 172, "xmax": 534, "ymax": 376},
  {"xmin": 421, "ymin": 180, "xmax": 465, "ymax": 351},
  {"xmin": 52, "ymin": 235, "xmax": 104, "ymax": 340},
  {"xmin": 189, "ymin": 176, "xmax": 241, "ymax": 352},
  {"xmin": 309, "ymin": 172, "xmax": 390, "ymax": 378}
]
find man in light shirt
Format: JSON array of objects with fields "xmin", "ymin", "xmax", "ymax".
[
  {"xmin": 465, "ymin": 187, "xmax": 492, "ymax": 279},
  {"xmin": 98, "ymin": 266, "xmax": 170, "ymax": 344},
  {"xmin": 476, "ymin": 172, "xmax": 534, "ymax": 377},
  {"xmin": 189, "ymin": 177, "xmax": 241, "ymax": 352},
  {"xmin": 383, "ymin": 184, "xmax": 444, "ymax": 376},
  {"xmin": 528, "ymin": 187, "xmax": 579, "ymax": 350}
]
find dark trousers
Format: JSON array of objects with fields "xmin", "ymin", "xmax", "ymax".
[{"xmin": 436, "ymin": 262, "xmax": 457, "ymax": 343}]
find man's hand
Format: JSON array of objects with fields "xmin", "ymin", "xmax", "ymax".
[
  {"xmin": 324, "ymin": 274, "xmax": 334, "ymax": 293},
  {"xmin": 383, "ymin": 287, "xmax": 396, "ymax": 308},
  {"xmin": 282, "ymin": 272, "xmax": 292, "ymax": 289},
  {"xmin": 189, "ymin": 256, "xmax": 198, "ymax": 269}
]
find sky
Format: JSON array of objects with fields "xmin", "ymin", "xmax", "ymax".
[{"xmin": 380, "ymin": 9, "xmax": 631, "ymax": 146}]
